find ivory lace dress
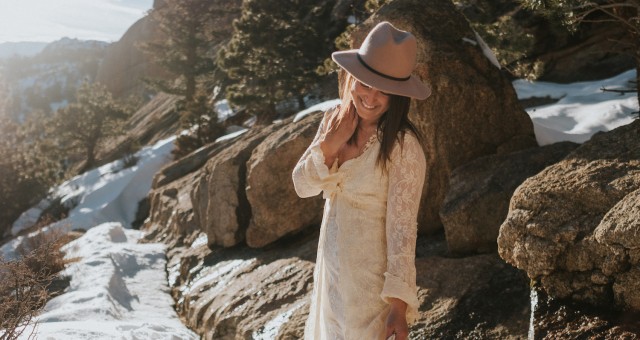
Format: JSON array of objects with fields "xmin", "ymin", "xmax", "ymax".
[{"xmin": 292, "ymin": 111, "xmax": 426, "ymax": 340}]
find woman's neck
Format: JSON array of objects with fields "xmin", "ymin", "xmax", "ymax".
[{"xmin": 358, "ymin": 119, "xmax": 378, "ymax": 134}]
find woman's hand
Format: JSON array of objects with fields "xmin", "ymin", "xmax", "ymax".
[
  {"xmin": 320, "ymin": 103, "xmax": 358, "ymax": 167},
  {"xmin": 385, "ymin": 298, "xmax": 409, "ymax": 340}
]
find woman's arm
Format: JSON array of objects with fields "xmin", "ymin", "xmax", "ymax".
[
  {"xmin": 381, "ymin": 133, "xmax": 427, "ymax": 339},
  {"xmin": 292, "ymin": 105, "xmax": 352, "ymax": 198}
]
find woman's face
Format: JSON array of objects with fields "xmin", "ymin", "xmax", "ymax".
[{"xmin": 350, "ymin": 80, "xmax": 390, "ymax": 124}]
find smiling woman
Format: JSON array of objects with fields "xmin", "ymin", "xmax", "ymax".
[
  {"xmin": 292, "ymin": 21, "xmax": 431, "ymax": 340},
  {"xmin": 0, "ymin": 0, "xmax": 153, "ymax": 43}
]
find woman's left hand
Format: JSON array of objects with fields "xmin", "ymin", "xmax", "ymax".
[{"xmin": 385, "ymin": 298, "xmax": 409, "ymax": 340}]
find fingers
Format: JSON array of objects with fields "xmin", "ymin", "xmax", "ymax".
[{"xmin": 327, "ymin": 106, "xmax": 339, "ymax": 128}]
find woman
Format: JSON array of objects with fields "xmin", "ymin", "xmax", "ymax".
[{"xmin": 292, "ymin": 21, "xmax": 430, "ymax": 340}]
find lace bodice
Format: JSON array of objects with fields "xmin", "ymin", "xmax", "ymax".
[{"xmin": 292, "ymin": 109, "xmax": 426, "ymax": 339}]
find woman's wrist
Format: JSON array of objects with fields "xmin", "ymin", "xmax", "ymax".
[{"xmin": 388, "ymin": 298, "xmax": 408, "ymax": 313}]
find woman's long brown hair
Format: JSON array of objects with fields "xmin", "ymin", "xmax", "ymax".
[{"xmin": 338, "ymin": 72, "xmax": 422, "ymax": 172}]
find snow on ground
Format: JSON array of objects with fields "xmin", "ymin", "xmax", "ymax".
[
  {"xmin": 293, "ymin": 98, "xmax": 342, "ymax": 123},
  {"xmin": 1, "ymin": 69, "xmax": 637, "ymax": 339},
  {"xmin": 19, "ymin": 222, "xmax": 198, "ymax": 339},
  {"xmin": 514, "ymin": 69, "xmax": 638, "ymax": 145},
  {"xmin": 0, "ymin": 134, "xmax": 200, "ymax": 339},
  {"xmin": 6, "ymin": 135, "xmax": 176, "ymax": 258}
]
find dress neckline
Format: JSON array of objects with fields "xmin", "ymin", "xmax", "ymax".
[{"xmin": 337, "ymin": 133, "xmax": 379, "ymax": 169}]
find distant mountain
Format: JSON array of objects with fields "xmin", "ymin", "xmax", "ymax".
[
  {"xmin": 41, "ymin": 38, "xmax": 109, "ymax": 56},
  {"xmin": 0, "ymin": 41, "xmax": 48, "ymax": 59},
  {"xmin": 0, "ymin": 38, "xmax": 110, "ymax": 121}
]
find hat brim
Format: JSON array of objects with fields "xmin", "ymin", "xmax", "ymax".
[{"xmin": 332, "ymin": 49, "xmax": 431, "ymax": 100}]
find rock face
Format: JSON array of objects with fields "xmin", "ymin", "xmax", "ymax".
[
  {"xmin": 595, "ymin": 188, "xmax": 640, "ymax": 310},
  {"xmin": 97, "ymin": 93, "xmax": 180, "ymax": 165},
  {"xmin": 96, "ymin": 15, "xmax": 171, "ymax": 100},
  {"xmin": 245, "ymin": 113, "xmax": 324, "ymax": 248},
  {"xmin": 192, "ymin": 127, "xmax": 278, "ymax": 248},
  {"xmin": 530, "ymin": 284, "xmax": 640, "ymax": 338},
  {"xmin": 411, "ymin": 253, "xmax": 529, "ymax": 339},
  {"xmin": 498, "ymin": 120, "xmax": 640, "ymax": 309},
  {"xmin": 144, "ymin": 169, "xmax": 200, "ymax": 249},
  {"xmin": 352, "ymin": 0, "xmax": 537, "ymax": 234},
  {"xmin": 441, "ymin": 142, "xmax": 578, "ymax": 255},
  {"xmin": 148, "ymin": 226, "xmax": 529, "ymax": 340},
  {"xmin": 168, "ymin": 230, "xmax": 318, "ymax": 340}
]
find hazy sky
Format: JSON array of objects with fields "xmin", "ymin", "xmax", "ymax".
[{"xmin": 0, "ymin": 0, "xmax": 154, "ymax": 43}]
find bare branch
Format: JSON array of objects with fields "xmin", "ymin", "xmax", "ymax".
[
  {"xmin": 600, "ymin": 86, "xmax": 637, "ymax": 94},
  {"xmin": 575, "ymin": 3, "xmax": 640, "ymax": 33}
]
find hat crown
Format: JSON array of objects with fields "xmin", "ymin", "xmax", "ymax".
[
  {"xmin": 330, "ymin": 20, "xmax": 431, "ymax": 99},
  {"xmin": 358, "ymin": 22, "xmax": 417, "ymax": 80}
]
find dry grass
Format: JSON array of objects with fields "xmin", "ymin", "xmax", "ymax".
[{"xmin": 0, "ymin": 220, "xmax": 81, "ymax": 340}]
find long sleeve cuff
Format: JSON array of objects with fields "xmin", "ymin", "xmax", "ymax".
[
  {"xmin": 381, "ymin": 271, "xmax": 420, "ymax": 324},
  {"xmin": 308, "ymin": 143, "xmax": 343, "ymax": 199},
  {"xmin": 309, "ymin": 143, "xmax": 331, "ymax": 179}
]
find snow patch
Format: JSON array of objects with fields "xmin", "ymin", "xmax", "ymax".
[
  {"xmin": 514, "ymin": 69, "xmax": 638, "ymax": 145},
  {"xmin": 20, "ymin": 222, "xmax": 199, "ymax": 339},
  {"xmin": 293, "ymin": 98, "xmax": 341, "ymax": 123}
]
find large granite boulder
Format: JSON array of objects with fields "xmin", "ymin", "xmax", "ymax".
[
  {"xmin": 498, "ymin": 120, "xmax": 640, "ymax": 309},
  {"xmin": 143, "ymin": 168, "xmax": 201, "ymax": 249},
  {"xmin": 595, "ymin": 188, "xmax": 640, "ymax": 310},
  {"xmin": 353, "ymin": 0, "xmax": 537, "ymax": 234},
  {"xmin": 245, "ymin": 112, "xmax": 324, "ymax": 248},
  {"xmin": 441, "ymin": 142, "xmax": 578, "ymax": 255},
  {"xmin": 411, "ymin": 254, "xmax": 529, "ymax": 339},
  {"xmin": 192, "ymin": 126, "xmax": 278, "ymax": 248}
]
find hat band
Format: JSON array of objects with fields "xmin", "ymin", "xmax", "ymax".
[{"xmin": 356, "ymin": 54, "xmax": 411, "ymax": 82}]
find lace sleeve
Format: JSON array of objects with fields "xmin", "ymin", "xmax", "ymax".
[
  {"xmin": 380, "ymin": 132, "xmax": 426, "ymax": 324},
  {"xmin": 292, "ymin": 107, "xmax": 338, "ymax": 198}
]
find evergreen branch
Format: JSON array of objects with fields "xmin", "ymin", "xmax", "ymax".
[{"xmin": 576, "ymin": 3, "xmax": 640, "ymax": 32}]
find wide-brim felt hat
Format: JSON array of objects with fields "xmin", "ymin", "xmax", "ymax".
[{"xmin": 332, "ymin": 21, "xmax": 431, "ymax": 100}]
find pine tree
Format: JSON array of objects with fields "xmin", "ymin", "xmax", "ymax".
[
  {"xmin": 0, "ymin": 113, "xmax": 62, "ymax": 234},
  {"xmin": 144, "ymin": 0, "xmax": 215, "ymax": 103},
  {"xmin": 218, "ymin": 0, "xmax": 334, "ymax": 125},
  {"xmin": 51, "ymin": 82, "xmax": 130, "ymax": 171},
  {"xmin": 522, "ymin": 0, "xmax": 639, "ymax": 111},
  {"xmin": 143, "ymin": 0, "xmax": 241, "ymax": 156}
]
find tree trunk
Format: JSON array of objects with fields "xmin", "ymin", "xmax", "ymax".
[{"xmin": 85, "ymin": 142, "xmax": 96, "ymax": 172}]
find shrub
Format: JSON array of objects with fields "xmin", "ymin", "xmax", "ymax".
[{"xmin": 0, "ymin": 223, "xmax": 79, "ymax": 339}]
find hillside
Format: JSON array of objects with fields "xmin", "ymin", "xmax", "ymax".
[{"xmin": 0, "ymin": 38, "xmax": 108, "ymax": 121}]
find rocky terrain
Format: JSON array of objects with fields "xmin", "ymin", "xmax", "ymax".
[
  {"xmin": 140, "ymin": 0, "xmax": 541, "ymax": 338},
  {"xmin": 75, "ymin": 0, "xmax": 640, "ymax": 338},
  {"xmin": 5, "ymin": 1, "xmax": 637, "ymax": 338}
]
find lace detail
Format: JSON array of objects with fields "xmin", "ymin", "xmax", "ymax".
[{"xmin": 292, "ymin": 112, "xmax": 426, "ymax": 339}]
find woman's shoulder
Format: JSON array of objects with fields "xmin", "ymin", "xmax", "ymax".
[
  {"xmin": 390, "ymin": 129, "xmax": 424, "ymax": 159},
  {"xmin": 320, "ymin": 103, "xmax": 340, "ymax": 124},
  {"xmin": 395, "ymin": 129, "xmax": 421, "ymax": 147}
]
